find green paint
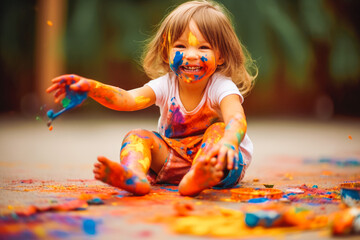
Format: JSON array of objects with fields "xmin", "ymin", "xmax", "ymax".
[
  {"xmin": 224, "ymin": 143, "xmax": 235, "ymax": 151},
  {"xmin": 61, "ymin": 97, "xmax": 71, "ymax": 108},
  {"xmin": 105, "ymin": 97, "xmax": 113, "ymax": 104}
]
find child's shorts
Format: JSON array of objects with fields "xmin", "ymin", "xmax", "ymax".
[{"xmin": 147, "ymin": 132, "xmax": 246, "ymax": 189}]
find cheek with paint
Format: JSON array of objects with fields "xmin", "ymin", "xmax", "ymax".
[
  {"xmin": 170, "ymin": 51, "xmax": 184, "ymax": 75},
  {"xmin": 180, "ymin": 54, "xmax": 217, "ymax": 84},
  {"xmin": 192, "ymin": 55, "xmax": 217, "ymax": 83}
]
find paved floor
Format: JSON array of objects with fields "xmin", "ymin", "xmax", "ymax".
[{"xmin": 0, "ymin": 113, "xmax": 359, "ymax": 239}]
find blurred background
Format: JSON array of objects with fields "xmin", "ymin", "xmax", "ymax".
[{"xmin": 1, "ymin": 0, "xmax": 360, "ymax": 119}]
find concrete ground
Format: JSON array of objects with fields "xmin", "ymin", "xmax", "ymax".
[{"xmin": 0, "ymin": 113, "xmax": 359, "ymax": 239}]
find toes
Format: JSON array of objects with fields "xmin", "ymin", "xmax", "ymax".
[
  {"xmin": 215, "ymin": 170, "xmax": 223, "ymax": 179},
  {"xmin": 97, "ymin": 156, "xmax": 110, "ymax": 164},
  {"xmin": 209, "ymin": 157, "xmax": 217, "ymax": 166},
  {"xmin": 93, "ymin": 162, "xmax": 101, "ymax": 169}
]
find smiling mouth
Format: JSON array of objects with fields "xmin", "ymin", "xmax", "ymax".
[{"xmin": 180, "ymin": 66, "xmax": 203, "ymax": 73}]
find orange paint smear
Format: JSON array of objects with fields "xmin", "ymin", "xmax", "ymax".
[{"xmin": 230, "ymin": 188, "xmax": 283, "ymax": 201}]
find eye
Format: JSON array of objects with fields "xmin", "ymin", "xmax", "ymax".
[
  {"xmin": 174, "ymin": 44, "xmax": 186, "ymax": 48},
  {"xmin": 199, "ymin": 45, "xmax": 211, "ymax": 50}
]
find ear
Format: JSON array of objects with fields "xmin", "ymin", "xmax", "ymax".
[{"xmin": 217, "ymin": 56, "xmax": 225, "ymax": 66}]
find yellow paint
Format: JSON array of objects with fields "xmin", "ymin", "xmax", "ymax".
[
  {"xmin": 188, "ymin": 32, "xmax": 199, "ymax": 46},
  {"xmin": 47, "ymin": 20, "xmax": 53, "ymax": 26},
  {"xmin": 120, "ymin": 135, "xmax": 145, "ymax": 158},
  {"xmin": 138, "ymin": 156, "xmax": 151, "ymax": 171},
  {"xmin": 134, "ymin": 96, "xmax": 150, "ymax": 106},
  {"xmin": 168, "ymin": 31, "xmax": 172, "ymax": 45},
  {"xmin": 34, "ymin": 226, "xmax": 46, "ymax": 238}
]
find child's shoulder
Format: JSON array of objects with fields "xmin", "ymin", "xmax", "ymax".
[{"xmin": 209, "ymin": 73, "xmax": 236, "ymax": 87}]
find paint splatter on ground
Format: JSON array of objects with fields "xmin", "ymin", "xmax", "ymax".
[
  {"xmin": 1, "ymin": 162, "xmax": 359, "ymax": 239},
  {"xmin": 1, "ymin": 117, "xmax": 360, "ymax": 239}
]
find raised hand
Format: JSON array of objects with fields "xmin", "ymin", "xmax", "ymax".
[
  {"xmin": 46, "ymin": 74, "xmax": 92, "ymax": 103},
  {"xmin": 46, "ymin": 74, "xmax": 91, "ymax": 124}
]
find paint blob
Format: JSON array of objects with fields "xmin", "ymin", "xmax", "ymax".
[{"xmin": 188, "ymin": 32, "xmax": 199, "ymax": 46}]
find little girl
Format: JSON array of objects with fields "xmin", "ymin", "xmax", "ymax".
[{"xmin": 47, "ymin": 0, "xmax": 257, "ymax": 196}]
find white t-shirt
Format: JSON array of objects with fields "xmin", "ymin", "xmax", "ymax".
[{"xmin": 145, "ymin": 72, "xmax": 253, "ymax": 166}]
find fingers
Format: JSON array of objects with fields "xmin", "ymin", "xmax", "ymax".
[
  {"xmin": 54, "ymin": 92, "xmax": 66, "ymax": 104},
  {"xmin": 227, "ymin": 150, "xmax": 235, "ymax": 170},
  {"xmin": 70, "ymin": 78, "xmax": 91, "ymax": 92},
  {"xmin": 46, "ymin": 83, "xmax": 60, "ymax": 93},
  {"xmin": 54, "ymin": 88, "xmax": 65, "ymax": 98},
  {"xmin": 51, "ymin": 74, "xmax": 80, "ymax": 84},
  {"xmin": 47, "ymin": 74, "xmax": 82, "ymax": 93},
  {"xmin": 204, "ymin": 144, "xmax": 220, "ymax": 161}
]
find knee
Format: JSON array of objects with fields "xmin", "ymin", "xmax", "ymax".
[{"xmin": 124, "ymin": 129, "xmax": 151, "ymax": 139}]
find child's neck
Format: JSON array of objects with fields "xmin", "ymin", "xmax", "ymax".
[{"xmin": 177, "ymin": 77, "xmax": 209, "ymax": 112}]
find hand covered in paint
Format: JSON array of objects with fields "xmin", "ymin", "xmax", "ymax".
[
  {"xmin": 204, "ymin": 139, "xmax": 239, "ymax": 170},
  {"xmin": 46, "ymin": 74, "xmax": 93, "ymax": 103}
]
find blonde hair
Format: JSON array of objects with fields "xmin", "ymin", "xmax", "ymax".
[{"xmin": 142, "ymin": 0, "xmax": 257, "ymax": 96}]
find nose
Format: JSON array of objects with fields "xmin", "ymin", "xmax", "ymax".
[{"xmin": 184, "ymin": 47, "xmax": 200, "ymax": 61}]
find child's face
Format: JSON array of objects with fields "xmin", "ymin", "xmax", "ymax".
[{"xmin": 169, "ymin": 20, "xmax": 224, "ymax": 84}]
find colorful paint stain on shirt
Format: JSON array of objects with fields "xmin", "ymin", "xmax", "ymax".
[{"xmin": 162, "ymin": 96, "xmax": 220, "ymax": 139}]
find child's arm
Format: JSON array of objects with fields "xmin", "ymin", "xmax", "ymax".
[
  {"xmin": 205, "ymin": 94, "xmax": 247, "ymax": 170},
  {"xmin": 46, "ymin": 74, "xmax": 155, "ymax": 111}
]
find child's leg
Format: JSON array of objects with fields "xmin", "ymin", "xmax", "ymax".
[
  {"xmin": 93, "ymin": 129, "xmax": 169, "ymax": 195},
  {"xmin": 179, "ymin": 123, "xmax": 226, "ymax": 196}
]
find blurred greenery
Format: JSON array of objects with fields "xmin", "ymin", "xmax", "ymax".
[{"xmin": 1, "ymin": 0, "xmax": 360, "ymax": 116}]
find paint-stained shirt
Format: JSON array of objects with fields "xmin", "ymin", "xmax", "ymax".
[{"xmin": 145, "ymin": 72, "xmax": 253, "ymax": 166}]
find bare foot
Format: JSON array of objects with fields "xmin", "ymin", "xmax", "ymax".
[
  {"xmin": 178, "ymin": 157, "xmax": 224, "ymax": 196},
  {"xmin": 93, "ymin": 156, "xmax": 150, "ymax": 195}
]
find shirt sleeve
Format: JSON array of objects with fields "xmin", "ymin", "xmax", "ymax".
[
  {"xmin": 209, "ymin": 74, "xmax": 244, "ymax": 106},
  {"xmin": 144, "ymin": 74, "xmax": 169, "ymax": 107}
]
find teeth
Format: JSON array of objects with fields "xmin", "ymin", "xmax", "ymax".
[{"xmin": 184, "ymin": 66, "xmax": 200, "ymax": 70}]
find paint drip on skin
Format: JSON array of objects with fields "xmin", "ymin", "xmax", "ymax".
[{"xmin": 47, "ymin": 80, "xmax": 88, "ymax": 128}]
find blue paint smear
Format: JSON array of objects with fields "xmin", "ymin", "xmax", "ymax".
[
  {"xmin": 201, "ymin": 56, "xmax": 208, "ymax": 62},
  {"xmin": 170, "ymin": 51, "xmax": 183, "ymax": 73},
  {"xmin": 160, "ymin": 186, "xmax": 178, "ymax": 192},
  {"xmin": 83, "ymin": 219, "xmax": 97, "ymax": 235},
  {"xmin": 125, "ymin": 176, "xmax": 136, "ymax": 186},
  {"xmin": 87, "ymin": 197, "xmax": 104, "ymax": 205},
  {"xmin": 121, "ymin": 142, "xmax": 130, "ymax": 151},
  {"xmin": 47, "ymin": 80, "xmax": 88, "ymax": 125}
]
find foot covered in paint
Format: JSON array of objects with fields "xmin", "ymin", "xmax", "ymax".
[
  {"xmin": 178, "ymin": 157, "xmax": 224, "ymax": 196},
  {"xmin": 93, "ymin": 156, "xmax": 150, "ymax": 195}
]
